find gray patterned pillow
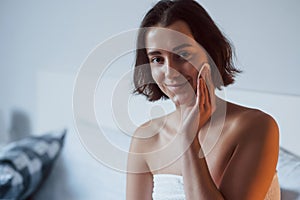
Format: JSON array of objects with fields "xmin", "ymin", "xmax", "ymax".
[{"xmin": 0, "ymin": 130, "xmax": 66, "ymax": 200}]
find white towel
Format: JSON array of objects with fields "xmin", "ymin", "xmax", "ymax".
[{"xmin": 152, "ymin": 174, "xmax": 185, "ymax": 200}]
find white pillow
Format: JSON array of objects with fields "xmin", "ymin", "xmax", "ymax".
[{"xmin": 277, "ymin": 147, "xmax": 300, "ymax": 199}]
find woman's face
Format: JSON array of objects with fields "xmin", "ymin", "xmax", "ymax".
[{"xmin": 145, "ymin": 20, "xmax": 209, "ymax": 106}]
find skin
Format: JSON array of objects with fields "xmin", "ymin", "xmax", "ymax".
[{"xmin": 126, "ymin": 20, "xmax": 279, "ymax": 200}]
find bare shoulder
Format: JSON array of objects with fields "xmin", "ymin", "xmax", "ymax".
[
  {"xmin": 229, "ymin": 103, "xmax": 279, "ymax": 144},
  {"xmin": 127, "ymin": 117, "xmax": 166, "ymax": 173},
  {"xmin": 129, "ymin": 115, "xmax": 166, "ymax": 154},
  {"xmin": 219, "ymin": 103, "xmax": 279, "ymax": 199}
]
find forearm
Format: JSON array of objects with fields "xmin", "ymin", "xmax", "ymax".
[{"xmin": 181, "ymin": 138, "xmax": 224, "ymax": 200}]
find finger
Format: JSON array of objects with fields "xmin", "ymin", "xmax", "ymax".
[
  {"xmin": 196, "ymin": 74, "xmax": 201, "ymax": 102},
  {"xmin": 203, "ymin": 76, "xmax": 211, "ymax": 109},
  {"xmin": 206, "ymin": 69, "xmax": 216, "ymax": 113},
  {"xmin": 199, "ymin": 78, "xmax": 205, "ymax": 110}
]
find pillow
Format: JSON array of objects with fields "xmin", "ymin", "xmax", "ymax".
[
  {"xmin": 277, "ymin": 147, "xmax": 300, "ymax": 200},
  {"xmin": 0, "ymin": 129, "xmax": 66, "ymax": 200}
]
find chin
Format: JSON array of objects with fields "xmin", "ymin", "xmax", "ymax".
[{"xmin": 171, "ymin": 93, "xmax": 195, "ymax": 107}]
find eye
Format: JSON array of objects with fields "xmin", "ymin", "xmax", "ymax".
[
  {"xmin": 150, "ymin": 56, "xmax": 164, "ymax": 64},
  {"xmin": 176, "ymin": 51, "xmax": 192, "ymax": 60}
]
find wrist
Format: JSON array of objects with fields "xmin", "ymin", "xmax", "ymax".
[{"xmin": 181, "ymin": 136, "xmax": 204, "ymax": 159}]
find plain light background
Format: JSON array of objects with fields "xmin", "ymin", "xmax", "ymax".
[{"xmin": 0, "ymin": 0, "xmax": 299, "ymax": 148}]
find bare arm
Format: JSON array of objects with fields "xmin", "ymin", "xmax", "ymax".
[
  {"xmin": 182, "ymin": 138, "xmax": 224, "ymax": 199},
  {"xmin": 179, "ymin": 73, "xmax": 224, "ymax": 199},
  {"xmin": 219, "ymin": 113, "xmax": 279, "ymax": 199},
  {"xmin": 126, "ymin": 172, "xmax": 153, "ymax": 200},
  {"xmin": 126, "ymin": 128, "xmax": 153, "ymax": 200},
  {"xmin": 179, "ymin": 67, "xmax": 279, "ymax": 199},
  {"xmin": 182, "ymin": 112, "xmax": 279, "ymax": 200}
]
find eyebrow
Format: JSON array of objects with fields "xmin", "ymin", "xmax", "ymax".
[
  {"xmin": 172, "ymin": 43, "xmax": 192, "ymax": 51},
  {"xmin": 147, "ymin": 43, "xmax": 192, "ymax": 56}
]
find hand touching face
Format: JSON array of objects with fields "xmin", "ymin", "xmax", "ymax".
[{"xmin": 145, "ymin": 20, "xmax": 211, "ymax": 106}]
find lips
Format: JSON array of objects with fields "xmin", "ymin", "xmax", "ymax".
[
  {"xmin": 165, "ymin": 81, "xmax": 189, "ymax": 93},
  {"xmin": 166, "ymin": 81, "xmax": 188, "ymax": 87}
]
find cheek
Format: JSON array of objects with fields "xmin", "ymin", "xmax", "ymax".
[
  {"xmin": 182, "ymin": 63, "xmax": 199, "ymax": 88},
  {"xmin": 191, "ymin": 69, "xmax": 199, "ymax": 88},
  {"xmin": 150, "ymin": 67, "xmax": 163, "ymax": 84}
]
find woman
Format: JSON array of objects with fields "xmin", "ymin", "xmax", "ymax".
[{"xmin": 126, "ymin": 0, "xmax": 280, "ymax": 199}]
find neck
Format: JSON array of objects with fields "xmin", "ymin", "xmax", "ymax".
[{"xmin": 172, "ymin": 96, "xmax": 226, "ymax": 124}]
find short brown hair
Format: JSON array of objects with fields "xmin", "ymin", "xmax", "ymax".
[{"xmin": 133, "ymin": 0, "xmax": 241, "ymax": 101}]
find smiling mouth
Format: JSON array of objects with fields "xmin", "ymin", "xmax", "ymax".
[
  {"xmin": 167, "ymin": 82, "xmax": 187, "ymax": 87},
  {"xmin": 166, "ymin": 79, "xmax": 189, "ymax": 86},
  {"xmin": 165, "ymin": 81, "xmax": 189, "ymax": 90}
]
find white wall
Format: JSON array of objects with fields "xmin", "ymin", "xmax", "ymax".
[
  {"xmin": 201, "ymin": 0, "xmax": 300, "ymax": 95},
  {"xmin": 0, "ymin": 0, "xmax": 154, "ymax": 139},
  {"xmin": 0, "ymin": 0, "xmax": 299, "ymax": 147}
]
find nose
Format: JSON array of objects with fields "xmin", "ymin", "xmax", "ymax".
[{"xmin": 164, "ymin": 56, "xmax": 181, "ymax": 79}]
